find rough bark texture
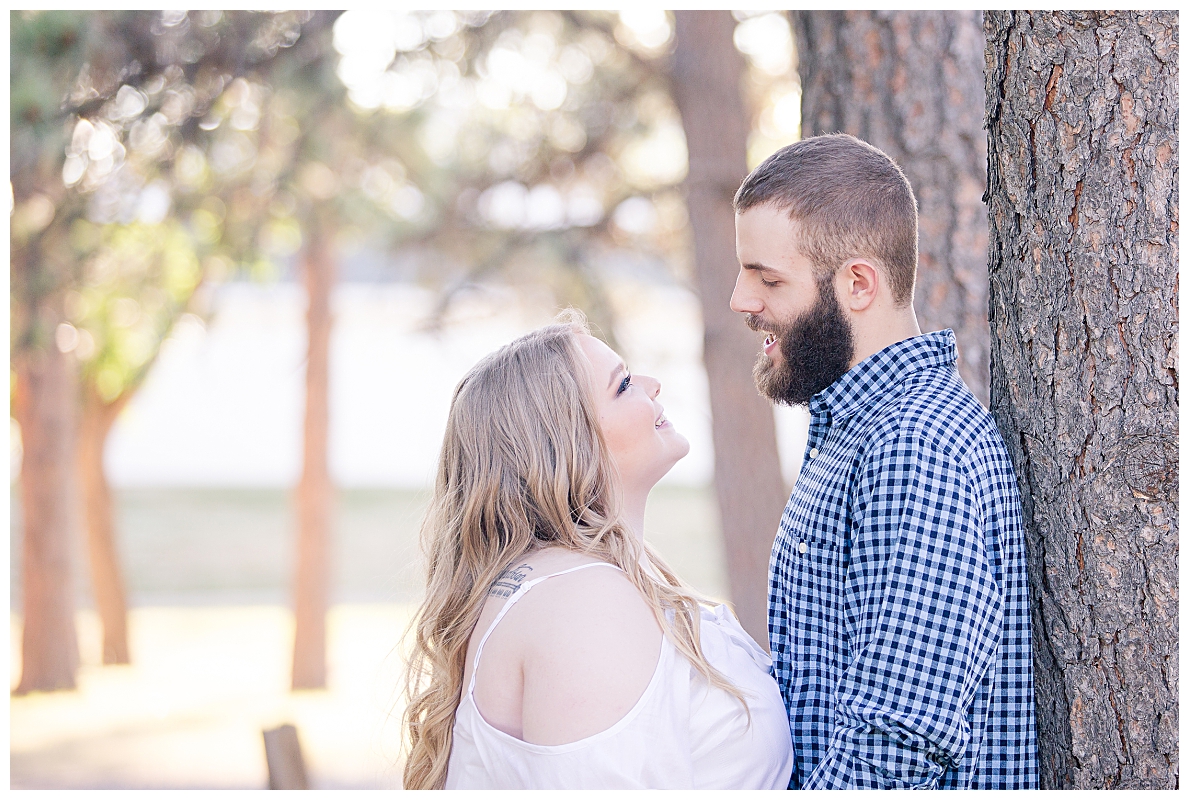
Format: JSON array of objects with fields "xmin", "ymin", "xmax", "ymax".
[
  {"xmin": 794, "ymin": 10, "xmax": 992, "ymax": 405},
  {"xmin": 984, "ymin": 11, "xmax": 1178, "ymax": 789},
  {"xmin": 13, "ymin": 342, "xmax": 81, "ymax": 694},
  {"xmin": 672, "ymin": 11, "xmax": 789, "ymax": 645},
  {"xmin": 78, "ymin": 385, "xmax": 132, "ymax": 665},
  {"xmin": 291, "ymin": 212, "xmax": 336, "ymax": 690}
]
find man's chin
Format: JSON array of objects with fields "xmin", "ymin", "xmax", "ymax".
[{"xmin": 753, "ymin": 356, "xmax": 789, "ymax": 404}]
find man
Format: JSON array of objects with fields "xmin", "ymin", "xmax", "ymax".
[{"xmin": 731, "ymin": 134, "xmax": 1037, "ymax": 789}]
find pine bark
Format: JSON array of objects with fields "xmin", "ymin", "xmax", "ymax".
[
  {"xmin": 794, "ymin": 10, "xmax": 992, "ymax": 405},
  {"xmin": 13, "ymin": 341, "xmax": 80, "ymax": 694},
  {"xmin": 78, "ymin": 385, "xmax": 132, "ymax": 665},
  {"xmin": 291, "ymin": 211, "xmax": 336, "ymax": 690},
  {"xmin": 984, "ymin": 11, "xmax": 1178, "ymax": 788},
  {"xmin": 672, "ymin": 11, "xmax": 789, "ymax": 645}
]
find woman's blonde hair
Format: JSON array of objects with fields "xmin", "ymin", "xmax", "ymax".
[{"xmin": 400, "ymin": 309, "xmax": 746, "ymax": 790}]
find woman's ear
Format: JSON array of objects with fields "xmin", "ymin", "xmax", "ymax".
[{"xmin": 839, "ymin": 258, "xmax": 879, "ymax": 312}]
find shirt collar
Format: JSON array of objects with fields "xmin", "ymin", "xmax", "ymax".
[{"xmin": 809, "ymin": 329, "xmax": 958, "ymax": 422}]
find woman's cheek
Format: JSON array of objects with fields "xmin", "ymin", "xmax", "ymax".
[{"xmin": 600, "ymin": 419, "xmax": 630, "ymax": 460}]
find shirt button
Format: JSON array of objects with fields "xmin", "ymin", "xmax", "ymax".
[
  {"xmin": 798, "ymin": 541, "xmax": 808, "ymax": 555},
  {"xmin": 809, "ymin": 447, "xmax": 819, "ymax": 459}
]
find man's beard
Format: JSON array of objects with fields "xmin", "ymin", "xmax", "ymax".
[{"xmin": 749, "ymin": 279, "xmax": 855, "ymax": 406}]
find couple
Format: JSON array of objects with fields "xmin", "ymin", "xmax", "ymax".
[{"xmin": 402, "ymin": 135, "xmax": 1039, "ymax": 790}]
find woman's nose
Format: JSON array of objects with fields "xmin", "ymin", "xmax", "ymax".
[{"xmin": 641, "ymin": 375, "xmax": 661, "ymax": 398}]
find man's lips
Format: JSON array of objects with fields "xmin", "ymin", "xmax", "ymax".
[
  {"xmin": 747, "ymin": 314, "xmax": 780, "ymax": 357},
  {"xmin": 763, "ymin": 331, "xmax": 779, "ymax": 356}
]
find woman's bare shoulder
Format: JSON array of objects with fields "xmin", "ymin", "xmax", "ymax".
[
  {"xmin": 501, "ymin": 556, "xmax": 664, "ymax": 745},
  {"xmin": 504, "ymin": 551, "xmax": 656, "ymax": 633}
]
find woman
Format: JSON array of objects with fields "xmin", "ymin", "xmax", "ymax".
[{"xmin": 402, "ymin": 311, "xmax": 793, "ymax": 789}]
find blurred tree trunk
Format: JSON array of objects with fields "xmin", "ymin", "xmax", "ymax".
[
  {"xmin": 78, "ymin": 385, "xmax": 132, "ymax": 665},
  {"xmin": 292, "ymin": 210, "xmax": 336, "ymax": 690},
  {"xmin": 13, "ymin": 339, "xmax": 80, "ymax": 694},
  {"xmin": 793, "ymin": 10, "xmax": 992, "ymax": 405},
  {"xmin": 672, "ymin": 11, "xmax": 789, "ymax": 646},
  {"xmin": 984, "ymin": 11, "xmax": 1178, "ymax": 789}
]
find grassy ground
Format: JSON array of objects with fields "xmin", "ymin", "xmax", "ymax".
[
  {"xmin": 11, "ymin": 485, "xmax": 726, "ymax": 608},
  {"xmin": 9, "ymin": 485, "xmax": 726, "ymax": 788}
]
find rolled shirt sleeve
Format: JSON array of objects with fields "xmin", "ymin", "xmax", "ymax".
[{"xmin": 803, "ymin": 429, "xmax": 1004, "ymax": 790}]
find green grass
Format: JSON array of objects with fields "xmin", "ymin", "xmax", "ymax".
[{"xmin": 11, "ymin": 485, "xmax": 728, "ymax": 608}]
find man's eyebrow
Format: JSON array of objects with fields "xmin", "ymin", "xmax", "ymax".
[
  {"xmin": 608, "ymin": 362, "xmax": 626, "ymax": 390},
  {"xmin": 742, "ymin": 262, "xmax": 774, "ymax": 273}
]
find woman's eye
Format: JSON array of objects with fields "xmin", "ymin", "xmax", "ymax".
[{"xmin": 617, "ymin": 373, "xmax": 632, "ymax": 395}]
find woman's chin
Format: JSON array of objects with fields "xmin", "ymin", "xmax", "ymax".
[
  {"xmin": 624, "ymin": 434, "xmax": 691, "ymax": 491},
  {"xmin": 659, "ymin": 434, "xmax": 691, "ymax": 476},
  {"xmin": 670, "ymin": 431, "xmax": 691, "ymax": 461}
]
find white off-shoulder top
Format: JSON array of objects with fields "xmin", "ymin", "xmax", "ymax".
[{"xmin": 444, "ymin": 562, "xmax": 794, "ymax": 789}]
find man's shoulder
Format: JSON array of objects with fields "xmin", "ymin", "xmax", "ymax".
[
  {"xmin": 845, "ymin": 366, "xmax": 1024, "ymax": 525},
  {"xmin": 861, "ymin": 365, "xmax": 1006, "ymax": 466}
]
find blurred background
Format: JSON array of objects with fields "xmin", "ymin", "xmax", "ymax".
[{"xmin": 10, "ymin": 9, "xmax": 991, "ymax": 788}]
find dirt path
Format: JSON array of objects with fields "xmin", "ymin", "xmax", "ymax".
[{"xmin": 11, "ymin": 605, "xmax": 412, "ymax": 789}]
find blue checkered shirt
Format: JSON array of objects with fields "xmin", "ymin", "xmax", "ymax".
[{"xmin": 768, "ymin": 330, "xmax": 1038, "ymax": 789}]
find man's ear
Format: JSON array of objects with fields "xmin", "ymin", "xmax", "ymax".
[{"xmin": 839, "ymin": 258, "xmax": 879, "ymax": 312}]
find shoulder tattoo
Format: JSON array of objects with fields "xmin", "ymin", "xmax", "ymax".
[{"xmin": 489, "ymin": 563, "xmax": 534, "ymax": 598}]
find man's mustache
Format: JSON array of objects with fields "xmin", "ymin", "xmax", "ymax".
[{"xmin": 745, "ymin": 313, "xmax": 776, "ymax": 334}]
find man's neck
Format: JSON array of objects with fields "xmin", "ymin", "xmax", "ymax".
[{"xmin": 848, "ymin": 306, "xmax": 923, "ymax": 370}]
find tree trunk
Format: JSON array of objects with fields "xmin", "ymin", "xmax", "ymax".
[
  {"xmin": 793, "ymin": 10, "xmax": 992, "ymax": 405},
  {"xmin": 13, "ymin": 342, "xmax": 80, "ymax": 694},
  {"xmin": 78, "ymin": 384, "xmax": 131, "ymax": 665},
  {"xmin": 984, "ymin": 11, "xmax": 1178, "ymax": 789},
  {"xmin": 291, "ymin": 211, "xmax": 336, "ymax": 690},
  {"xmin": 672, "ymin": 11, "xmax": 789, "ymax": 646}
]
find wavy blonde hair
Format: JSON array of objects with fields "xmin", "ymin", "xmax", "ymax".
[{"xmin": 401, "ymin": 310, "xmax": 747, "ymax": 790}]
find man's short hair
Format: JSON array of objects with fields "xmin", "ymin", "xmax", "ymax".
[{"xmin": 734, "ymin": 134, "xmax": 918, "ymax": 306}]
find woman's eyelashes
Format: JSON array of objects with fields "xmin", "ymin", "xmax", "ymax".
[{"xmin": 616, "ymin": 372, "xmax": 632, "ymax": 396}]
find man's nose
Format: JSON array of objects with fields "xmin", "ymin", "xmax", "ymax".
[{"xmin": 729, "ymin": 270, "xmax": 761, "ymax": 314}]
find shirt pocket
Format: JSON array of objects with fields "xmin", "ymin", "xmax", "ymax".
[
  {"xmin": 776, "ymin": 483, "xmax": 849, "ymax": 669},
  {"xmin": 780, "ymin": 475, "xmax": 847, "ymax": 557}
]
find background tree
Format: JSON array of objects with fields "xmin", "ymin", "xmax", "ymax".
[
  {"xmin": 671, "ymin": 10, "xmax": 787, "ymax": 644},
  {"xmin": 70, "ymin": 222, "xmax": 204, "ymax": 664},
  {"xmin": 289, "ymin": 206, "xmax": 334, "ymax": 689},
  {"xmin": 254, "ymin": 10, "xmax": 499, "ymax": 689},
  {"xmin": 12, "ymin": 11, "xmax": 114, "ymax": 692},
  {"xmin": 12, "ymin": 10, "xmax": 322, "ymax": 679},
  {"xmin": 984, "ymin": 10, "xmax": 1177, "ymax": 788},
  {"xmin": 793, "ymin": 10, "xmax": 992, "ymax": 404},
  {"xmin": 271, "ymin": 10, "xmax": 349, "ymax": 690}
]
